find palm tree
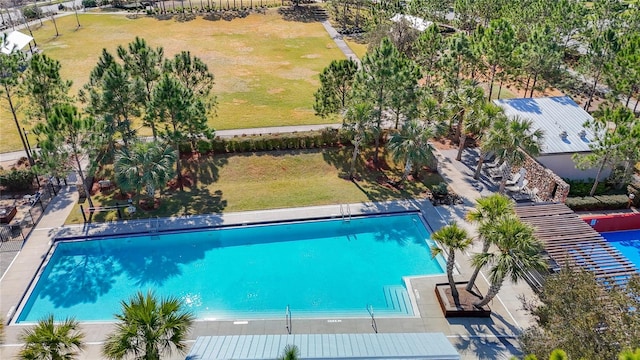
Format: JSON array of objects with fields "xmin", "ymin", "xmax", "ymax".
[
  {"xmin": 473, "ymin": 103, "xmax": 506, "ymax": 179},
  {"xmin": 388, "ymin": 119, "xmax": 435, "ymax": 183},
  {"xmin": 483, "ymin": 116, "xmax": 544, "ymax": 192},
  {"xmin": 465, "ymin": 194, "xmax": 515, "ymax": 292},
  {"xmin": 472, "ymin": 215, "xmax": 546, "ymax": 308},
  {"xmin": 114, "ymin": 141, "xmax": 177, "ymax": 204},
  {"xmin": 280, "ymin": 344, "xmax": 300, "ymax": 360},
  {"xmin": 102, "ymin": 291, "xmax": 194, "ymax": 360},
  {"xmin": 344, "ymin": 102, "xmax": 373, "ymax": 179},
  {"xmin": 19, "ymin": 315, "xmax": 85, "ymax": 360},
  {"xmin": 431, "ymin": 223, "xmax": 472, "ymax": 301},
  {"xmin": 444, "ymin": 82, "xmax": 485, "ymax": 161}
]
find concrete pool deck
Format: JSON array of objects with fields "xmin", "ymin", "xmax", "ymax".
[{"xmin": 0, "ymin": 150, "xmax": 537, "ymax": 360}]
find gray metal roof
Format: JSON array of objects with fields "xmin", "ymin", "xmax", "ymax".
[
  {"xmin": 494, "ymin": 96, "xmax": 595, "ymax": 155},
  {"xmin": 185, "ymin": 333, "xmax": 460, "ymax": 360}
]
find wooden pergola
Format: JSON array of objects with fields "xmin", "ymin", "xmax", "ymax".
[{"xmin": 515, "ymin": 203, "xmax": 638, "ymax": 285}]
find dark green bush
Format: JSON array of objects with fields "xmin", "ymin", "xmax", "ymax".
[
  {"xmin": 82, "ymin": 0, "xmax": 98, "ymax": 7},
  {"xmin": 196, "ymin": 139, "xmax": 212, "ymax": 154},
  {"xmin": 22, "ymin": 5, "xmax": 43, "ymax": 20},
  {"xmin": 565, "ymin": 194, "xmax": 630, "ymax": 211},
  {"xmin": 0, "ymin": 169, "xmax": 35, "ymax": 191},
  {"xmin": 210, "ymin": 128, "xmax": 346, "ymax": 154},
  {"xmin": 565, "ymin": 178, "xmax": 626, "ymax": 197},
  {"xmin": 430, "ymin": 182, "xmax": 449, "ymax": 197},
  {"xmin": 178, "ymin": 142, "xmax": 192, "ymax": 155}
]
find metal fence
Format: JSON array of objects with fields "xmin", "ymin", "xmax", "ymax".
[{"xmin": 0, "ymin": 181, "xmax": 60, "ymax": 250}]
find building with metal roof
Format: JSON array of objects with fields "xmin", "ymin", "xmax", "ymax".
[
  {"xmin": 185, "ymin": 333, "xmax": 460, "ymax": 360},
  {"xmin": 494, "ymin": 96, "xmax": 608, "ymax": 180}
]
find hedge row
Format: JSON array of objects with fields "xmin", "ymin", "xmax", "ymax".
[
  {"xmin": 179, "ymin": 128, "xmax": 356, "ymax": 155},
  {"xmin": 565, "ymin": 194, "xmax": 631, "ymax": 211}
]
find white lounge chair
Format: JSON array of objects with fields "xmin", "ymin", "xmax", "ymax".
[
  {"xmin": 506, "ymin": 168, "xmax": 526, "ymax": 186},
  {"xmin": 506, "ymin": 178, "xmax": 528, "ymax": 193},
  {"xmin": 488, "ymin": 162, "xmax": 508, "ymax": 179}
]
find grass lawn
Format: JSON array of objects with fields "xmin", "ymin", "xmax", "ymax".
[
  {"xmin": 0, "ymin": 10, "xmax": 345, "ymax": 152},
  {"xmin": 65, "ymin": 147, "xmax": 444, "ymax": 224},
  {"xmin": 344, "ymin": 38, "xmax": 368, "ymax": 60}
]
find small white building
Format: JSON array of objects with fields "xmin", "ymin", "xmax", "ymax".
[
  {"xmin": 390, "ymin": 14, "xmax": 434, "ymax": 32},
  {"xmin": 494, "ymin": 96, "xmax": 608, "ymax": 180},
  {"xmin": 1, "ymin": 30, "xmax": 35, "ymax": 56}
]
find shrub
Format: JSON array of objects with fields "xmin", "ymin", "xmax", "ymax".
[
  {"xmin": 22, "ymin": 5, "xmax": 43, "ymax": 20},
  {"xmin": 178, "ymin": 142, "xmax": 192, "ymax": 155},
  {"xmin": 82, "ymin": 0, "xmax": 98, "ymax": 7},
  {"xmin": 196, "ymin": 139, "xmax": 212, "ymax": 154},
  {"xmin": 430, "ymin": 182, "xmax": 449, "ymax": 197},
  {"xmin": 565, "ymin": 194, "xmax": 630, "ymax": 211},
  {"xmin": 210, "ymin": 128, "xmax": 344, "ymax": 154},
  {"xmin": 0, "ymin": 169, "xmax": 35, "ymax": 191}
]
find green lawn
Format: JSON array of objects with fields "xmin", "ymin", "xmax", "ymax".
[
  {"xmin": 0, "ymin": 10, "xmax": 344, "ymax": 152},
  {"xmin": 65, "ymin": 148, "xmax": 444, "ymax": 224},
  {"xmin": 344, "ymin": 38, "xmax": 368, "ymax": 59}
]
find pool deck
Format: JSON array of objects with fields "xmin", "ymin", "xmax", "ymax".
[{"xmin": 0, "ymin": 148, "xmax": 537, "ymax": 360}]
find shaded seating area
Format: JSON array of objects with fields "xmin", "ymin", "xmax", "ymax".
[{"xmin": 516, "ymin": 203, "xmax": 638, "ymax": 286}]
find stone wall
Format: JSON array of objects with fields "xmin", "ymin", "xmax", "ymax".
[{"xmin": 516, "ymin": 152, "xmax": 570, "ymax": 203}]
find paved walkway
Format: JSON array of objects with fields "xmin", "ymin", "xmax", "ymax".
[
  {"xmin": 0, "ymin": 145, "xmax": 537, "ymax": 360},
  {"xmin": 0, "ymin": 124, "xmax": 342, "ymax": 164},
  {"xmin": 321, "ymin": 20, "xmax": 361, "ymax": 65}
]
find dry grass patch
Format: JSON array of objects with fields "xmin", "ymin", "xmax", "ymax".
[{"xmin": 0, "ymin": 10, "xmax": 344, "ymax": 152}]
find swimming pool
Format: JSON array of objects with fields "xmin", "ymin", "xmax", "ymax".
[
  {"xmin": 601, "ymin": 229, "xmax": 640, "ymax": 267},
  {"xmin": 17, "ymin": 213, "xmax": 445, "ymax": 323}
]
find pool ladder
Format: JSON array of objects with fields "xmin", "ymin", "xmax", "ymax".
[
  {"xmin": 149, "ymin": 216, "xmax": 160, "ymax": 233},
  {"xmin": 340, "ymin": 204, "xmax": 351, "ymax": 222},
  {"xmin": 367, "ymin": 304, "xmax": 377, "ymax": 333},
  {"xmin": 285, "ymin": 305, "xmax": 292, "ymax": 334}
]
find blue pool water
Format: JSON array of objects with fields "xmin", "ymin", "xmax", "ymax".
[
  {"xmin": 17, "ymin": 214, "xmax": 444, "ymax": 323},
  {"xmin": 602, "ymin": 229, "xmax": 640, "ymax": 267}
]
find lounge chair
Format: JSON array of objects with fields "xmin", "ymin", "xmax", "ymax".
[
  {"xmin": 506, "ymin": 168, "xmax": 526, "ymax": 186},
  {"xmin": 488, "ymin": 162, "xmax": 508, "ymax": 179},
  {"xmin": 483, "ymin": 153, "xmax": 500, "ymax": 168},
  {"xmin": 506, "ymin": 178, "xmax": 528, "ymax": 193}
]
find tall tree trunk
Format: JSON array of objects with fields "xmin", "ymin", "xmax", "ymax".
[
  {"xmin": 456, "ymin": 133, "xmax": 466, "ymax": 161},
  {"xmin": 349, "ymin": 137, "xmax": 361, "ymax": 179},
  {"xmin": 447, "ymin": 252, "xmax": 459, "ymax": 300},
  {"xmin": 523, "ymin": 74, "xmax": 531, "ymax": 97},
  {"xmin": 589, "ymin": 152, "xmax": 609, "ymax": 196},
  {"xmin": 529, "ymin": 73, "xmax": 539, "ymax": 98},
  {"xmin": 74, "ymin": 149, "xmax": 94, "ymax": 208},
  {"xmin": 473, "ymin": 152, "xmax": 485, "ymax": 180},
  {"xmin": 5, "ymin": 86, "xmax": 34, "ymax": 166},
  {"xmin": 497, "ymin": 78, "xmax": 503, "ymax": 99},
  {"xmin": 474, "ymin": 278, "xmax": 503, "ymax": 308},
  {"xmin": 584, "ymin": 70, "xmax": 601, "ymax": 111},
  {"xmin": 401, "ymin": 158, "xmax": 412, "ymax": 182},
  {"xmin": 498, "ymin": 162, "xmax": 511, "ymax": 193},
  {"xmin": 74, "ymin": 7, "xmax": 81, "ymax": 28},
  {"xmin": 466, "ymin": 238, "xmax": 491, "ymax": 292},
  {"xmin": 171, "ymin": 120, "xmax": 184, "ymax": 192},
  {"xmin": 487, "ymin": 64, "xmax": 497, "ymax": 101},
  {"xmin": 51, "ymin": 13, "xmax": 59, "ymax": 37}
]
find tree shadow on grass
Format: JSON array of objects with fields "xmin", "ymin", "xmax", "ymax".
[
  {"xmin": 157, "ymin": 187, "xmax": 228, "ymax": 216},
  {"xmin": 183, "ymin": 154, "xmax": 229, "ymax": 187},
  {"xmin": 278, "ymin": 4, "xmax": 327, "ymax": 23},
  {"xmin": 322, "ymin": 146, "xmax": 444, "ymax": 203}
]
